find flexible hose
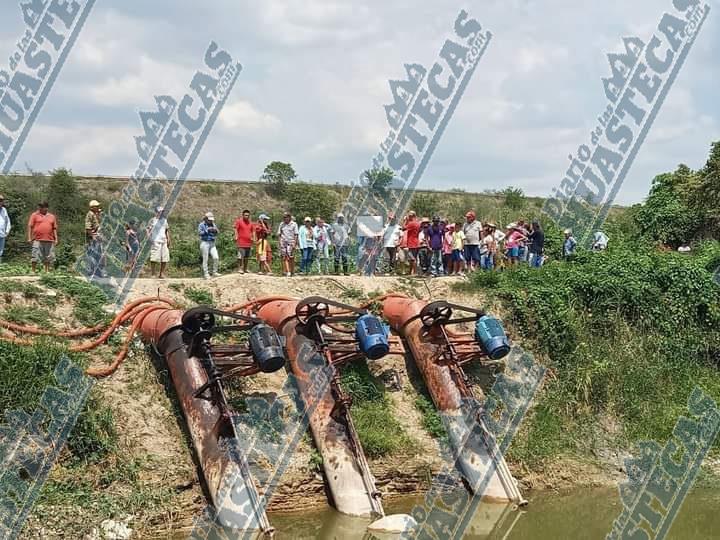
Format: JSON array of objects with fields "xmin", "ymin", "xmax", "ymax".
[{"xmin": 85, "ymin": 305, "xmax": 167, "ymax": 378}]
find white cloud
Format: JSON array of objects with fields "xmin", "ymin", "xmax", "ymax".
[
  {"xmin": 87, "ymin": 55, "xmax": 188, "ymax": 107},
  {"xmin": 0, "ymin": 0, "xmax": 716, "ymax": 205},
  {"xmin": 219, "ymin": 100, "xmax": 282, "ymax": 133}
]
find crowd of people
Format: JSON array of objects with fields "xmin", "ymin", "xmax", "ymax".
[{"xmin": 0, "ymin": 194, "xmax": 612, "ymax": 278}]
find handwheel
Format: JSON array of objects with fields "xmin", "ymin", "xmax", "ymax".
[
  {"xmin": 182, "ymin": 307, "xmax": 216, "ymax": 334},
  {"xmin": 420, "ymin": 301, "xmax": 453, "ymax": 327},
  {"xmin": 295, "ymin": 297, "xmax": 331, "ymax": 326}
]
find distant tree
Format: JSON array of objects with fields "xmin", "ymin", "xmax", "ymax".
[
  {"xmin": 261, "ymin": 161, "xmax": 297, "ymax": 197},
  {"xmin": 695, "ymin": 141, "xmax": 720, "ymax": 235},
  {"xmin": 363, "ymin": 167, "xmax": 394, "ymax": 196},
  {"xmin": 634, "ymin": 165, "xmax": 704, "ymax": 247},
  {"xmin": 47, "ymin": 168, "xmax": 85, "ymax": 221},
  {"xmin": 411, "ymin": 193, "xmax": 441, "ymax": 220},
  {"xmin": 285, "ymin": 183, "xmax": 339, "ymax": 222},
  {"xmin": 502, "ymin": 186, "xmax": 525, "ymax": 211}
]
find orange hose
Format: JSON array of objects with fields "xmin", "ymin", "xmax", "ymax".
[
  {"xmin": 85, "ymin": 305, "xmax": 166, "ymax": 378},
  {"xmin": 0, "ymin": 296, "xmax": 175, "ymax": 340},
  {"xmin": 69, "ymin": 297, "xmax": 177, "ymax": 352},
  {"xmin": 0, "ymin": 319, "xmax": 106, "ymax": 337}
]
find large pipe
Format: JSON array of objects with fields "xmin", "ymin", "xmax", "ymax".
[
  {"xmin": 139, "ymin": 309, "xmax": 270, "ymax": 535},
  {"xmin": 382, "ymin": 296, "xmax": 519, "ymax": 502},
  {"xmin": 257, "ymin": 299, "xmax": 382, "ymax": 518}
]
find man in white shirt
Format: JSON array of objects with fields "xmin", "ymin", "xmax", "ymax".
[
  {"xmin": 331, "ymin": 213, "xmax": 350, "ymax": 275},
  {"xmin": 147, "ymin": 206, "xmax": 170, "ymax": 278},
  {"xmin": 0, "ymin": 195, "xmax": 11, "ymax": 262},
  {"xmin": 592, "ymin": 231, "xmax": 609, "ymax": 251},
  {"xmin": 382, "ymin": 214, "xmax": 401, "ymax": 273}
]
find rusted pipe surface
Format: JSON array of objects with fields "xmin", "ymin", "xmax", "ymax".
[
  {"xmin": 257, "ymin": 300, "xmax": 380, "ymax": 517},
  {"xmin": 142, "ymin": 309, "xmax": 266, "ymax": 533},
  {"xmin": 382, "ymin": 297, "xmax": 515, "ymax": 502}
]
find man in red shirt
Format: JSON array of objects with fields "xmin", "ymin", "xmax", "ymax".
[
  {"xmin": 403, "ymin": 211, "xmax": 421, "ymax": 275},
  {"xmin": 234, "ymin": 209, "xmax": 254, "ymax": 274},
  {"xmin": 27, "ymin": 202, "xmax": 58, "ymax": 273}
]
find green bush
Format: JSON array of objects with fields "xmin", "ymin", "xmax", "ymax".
[
  {"xmin": 199, "ymin": 184, "xmax": 223, "ymax": 196},
  {"xmin": 502, "ymin": 186, "xmax": 526, "ymax": 211},
  {"xmin": 457, "ymin": 238, "xmax": 720, "ymax": 464},
  {"xmin": 410, "ymin": 193, "xmax": 441, "ymax": 220},
  {"xmin": 184, "ymin": 287, "xmax": 213, "ymax": 305},
  {"xmin": 284, "ymin": 182, "xmax": 339, "ymax": 222}
]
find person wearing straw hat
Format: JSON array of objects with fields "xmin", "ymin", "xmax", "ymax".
[
  {"xmin": 298, "ymin": 216, "xmax": 316, "ymax": 274},
  {"xmin": 0, "ymin": 194, "xmax": 11, "ymax": 262},
  {"xmin": 462, "ymin": 211, "xmax": 482, "ymax": 271},
  {"xmin": 84, "ymin": 200, "xmax": 107, "ymax": 277},
  {"xmin": 504, "ymin": 222, "xmax": 527, "ymax": 267},
  {"xmin": 198, "ymin": 211, "xmax": 221, "ymax": 279}
]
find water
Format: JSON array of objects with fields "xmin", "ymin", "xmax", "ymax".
[{"xmin": 267, "ymin": 487, "xmax": 719, "ymax": 539}]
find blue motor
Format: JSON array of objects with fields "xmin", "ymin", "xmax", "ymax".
[
  {"xmin": 475, "ymin": 315, "xmax": 511, "ymax": 360},
  {"xmin": 249, "ymin": 324, "xmax": 286, "ymax": 373},
  {"xmin": 355, "ymin": 314, "xmax": 391, "ymax": 360}
]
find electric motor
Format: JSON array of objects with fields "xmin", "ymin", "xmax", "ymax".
[
  {"xmin": 475, "ymin": 315, "xmax": 510, "ymax": 360},
  {"xmin": 249, "ymin": 324, "xmax": 286, "ymax": 373},
  {"xmin": 355, "ymin": 314, "xmax": 391, "ymax": 360}
]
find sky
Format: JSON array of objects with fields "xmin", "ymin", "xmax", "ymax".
[{"xmin": 1, "ymin": 0, "xmax": 718, "ymax": 205}]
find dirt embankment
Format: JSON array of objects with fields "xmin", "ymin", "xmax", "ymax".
[{"xmin": 7, "ymin": 273, "xmax": 624, "ymax": 537}]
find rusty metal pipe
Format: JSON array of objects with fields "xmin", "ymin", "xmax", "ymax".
[
  {"xmin": 382, "ymin": 296, "xmax": 521, "ymax": 503},
  {"xmin": 257, "ymin": 300, "xmax": 383, "ymax": 518},
  {"xmin": 139, "ymin": 309, "xmax": 271, "ymax": 535}
]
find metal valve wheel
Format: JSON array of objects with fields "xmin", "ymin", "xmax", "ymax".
[
  {"xmin": 419, "ymin": 301, "xmax": 454, "ymax": 327},
  {"xmin": 182, "ymin": 306, "xmax": 216, "ymax": 334},
  {"xmin": 295, "ymin": 297, "xmax": 331, "ymax": 326}
]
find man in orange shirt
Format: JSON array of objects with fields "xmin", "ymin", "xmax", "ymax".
[
  {"xmin": 403, "ymin": 211, "xmax": 421, "ymax": 275},
  {"xmin": 234, "ymin": 209, "xmax": 254, "ymax": 274},
  {"xmin": 27, "ymin": 202, "xmax": 58, "ymax": 273}
]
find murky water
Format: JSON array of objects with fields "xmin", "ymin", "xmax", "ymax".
[{"xmin": 268, "ymin": 487, "xmax": 719, "ymax": 539}]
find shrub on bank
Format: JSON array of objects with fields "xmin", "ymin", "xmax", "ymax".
[{"xmin": 457, "ymin": 239, "xmax": 720, "ymax": 464}]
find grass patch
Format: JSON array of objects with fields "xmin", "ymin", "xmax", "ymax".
[
  {"xmin": 0, "ymin": 339, "xmax": 83, "ymax": 413},
  {"xmin": 37, "ymin": 454, "xmax": 179, "ymax": 536},
  {"xmin": 184, "ymin": 287, "xmax": 213, "ymax": 305},
  {"xmin": 39, "ymin": 273, "xmax": 109, "ymax": 325},
  {"xmin": 0, "ymin": 279, "xmax": 43, "ymax": 298},
  {"xmin": 0, "ymin": 263, "xmax": 31, "ymax": 276},
  {"xmin": 341, "ymin": 362, "xmax": 416, "ymax": 458},
  {"xmin": 414, "ymin": 393, "xmax": 448, "ymax": 442},
  {"xmin": 66, "ymin": 391, "xmax": 119, "ymax": 464},
  {"xmin": 2, "ymin": 304, "xmax": 54, "ymax": 327}
]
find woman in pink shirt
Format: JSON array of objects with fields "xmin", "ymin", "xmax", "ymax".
[
  {"xmin": 442, "ymin": 222, "xmax": 454, "ymax": 275},
  {"xmin": 504, "ymin": 223, "xmax": 527, "ymax": 267}
]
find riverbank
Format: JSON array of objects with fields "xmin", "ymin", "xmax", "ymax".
[{"xmin": 1, "ymin": 271, "xmax": 717, "ymax": 538}]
